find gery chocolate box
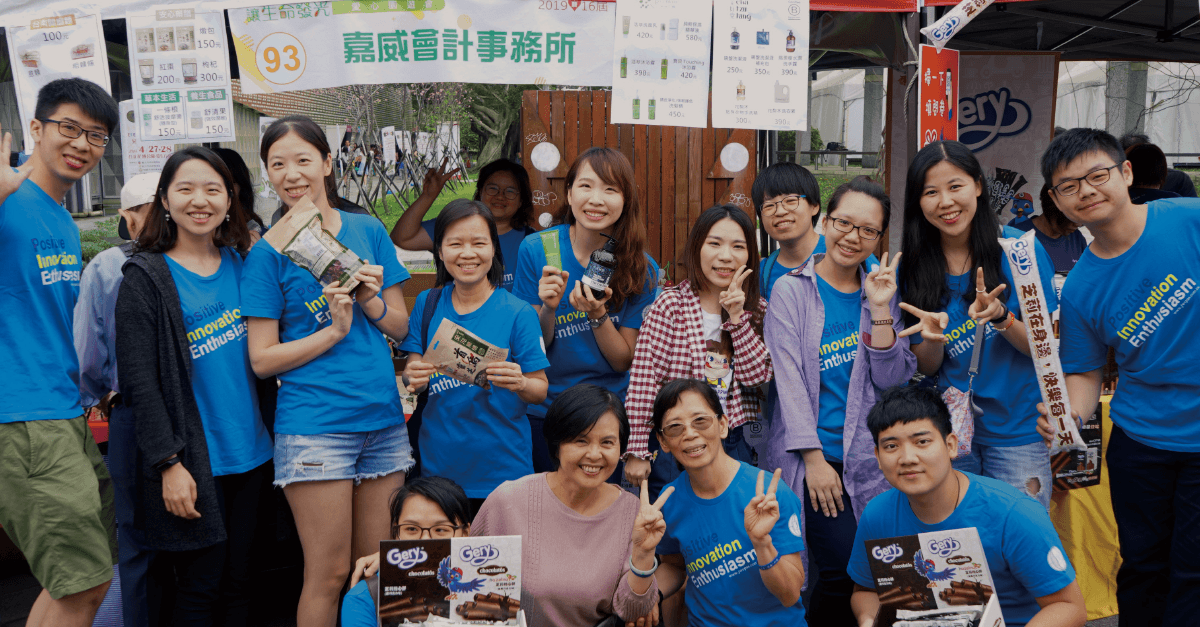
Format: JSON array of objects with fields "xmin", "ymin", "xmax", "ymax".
[{"xmin": 379, "ymin": 536, "xmax": 522, "ymax": 625}]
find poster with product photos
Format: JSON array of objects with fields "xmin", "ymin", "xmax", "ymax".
[
  {"xmin": 126, "ymin": 4, "xmax": 236, "ymax": 143},
  {"xmin": 711, "ymin": 0, "xmax": 809, "ymax": 131},
  {"xmin": 610, "ymin": 0, "xmax": 712, "ymax": 128}
]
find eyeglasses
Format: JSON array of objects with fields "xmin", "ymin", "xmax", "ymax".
[
  {"xmin": 1050, "ymin": 164, "xmax": 1121, "ymax": 197},
  {"xmin": 829, "ymin": 217, "xmax": 883, "ymax": 241},
  {"xmin": 39, "ymin": 118, "xmax": 110, "ymax": 148},
  {"xmin": 760, "ymin": 194, "xmax": 806, "ymax": 217},
  {"xmin": 659, "ymin": 415, "xmax": 719, "ymax": 439},
  {"xmin": 392, "ymin": 523, "xmax": 461, "ymax": 539},
  {"xmin": 483, "ymin": 184, "xmax": 520, "ymax": 200}
]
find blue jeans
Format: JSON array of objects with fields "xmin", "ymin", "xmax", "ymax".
[
  {"xmin": 1107, "ymin": 425, "xmax": 1200, "ymax": 627},
  {"xmin": 952, "ymin": 440, "xmax": 1051, "ymax": 509},
  {"xmin": 273, "ymin": 423, "xmax": 413, "ymax": 487}
]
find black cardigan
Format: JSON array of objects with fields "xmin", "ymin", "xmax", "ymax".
[{"xmin": 114, "ymin": 250, "xmax": 276, "ymax": 552}]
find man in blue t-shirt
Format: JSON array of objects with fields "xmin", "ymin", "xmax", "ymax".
[
  {"xmin": 0, "ymin": 78, "xmax": 120, "ymax": 626},
  {"xmin": 849, "ymin": 386, "xmax": 1085, "ymax": 627},
  {"xmin": 1038, "ymin": 128, "xmax": 1200, "ymax": 627}
]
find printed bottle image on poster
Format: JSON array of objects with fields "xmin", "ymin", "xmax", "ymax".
[{"xmin": 917, "ymin": 44, "xmax": 958, "ymax": 149}]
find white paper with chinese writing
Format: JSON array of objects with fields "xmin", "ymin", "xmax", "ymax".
[
  {"xmin": 711, "ymin": 0, "xmax": 809, "ymax": 131},
  {"xmin": 119, "ymin": 100, "xmax": 174, "ymax": 183},
  {"xmin": 609, "ymin": 0, "xmax": 712, "ymax": 128}
]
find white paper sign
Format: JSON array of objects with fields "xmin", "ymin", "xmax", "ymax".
[
  {"xmin": 257, "ymin": 116, "xmax": 278, "ymax": 199},
  {"xmin": 4, "ymin": 8, "xmax": 112, "ymax": 145},
  {"xmin": 712, "ymin": 0, "xmax": 809, "ymax": 131},
  {"xmin": 126, "ymin": 4, "xmax": 236, "ymax": 143},
  {"xmin": 610, "ymin": 0, "xmax": 712, "ymax": 128},
  {"xmin": 119, "ymin": 100, "xmax": 173, "ymax": 183},
  {"xmin": 381, "ymin": 126, "xmax": 397, "ymax": 164}
]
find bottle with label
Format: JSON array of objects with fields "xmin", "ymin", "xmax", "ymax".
[
  {"xmin": 632, "ymin": 91, "xmax": 640, "ymax": 120},
  {"xmin": 580, "ymin": 234, "xmax": 618, "ymax": 299},
  {"xmin": 660, "ymin": 23, "xmax": 666, "ymax": 40},
  {"xmin": 661, "ymin": 58, "xmax": 668, "ymax": 80},
  {"xmin": 786, "ymin": 30, "xmax": 796, "ymax": 52},
  {"xmin": 737, "ymin": 81, "xmax": 746, "ymax": 101},
  {"xmin": 649, "ymin": 95, "xmax": 656, "ymax": 120},
  {"xmin": 731, "ymin": 27, "xmax": 740, "ymax": 50},
  {"xmin": 620, "ymin": 51, "xmax": 627, "ymax": 79}
]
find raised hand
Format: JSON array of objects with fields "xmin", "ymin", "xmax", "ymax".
[
  {"xmin": 0, "ymin": 128, "xmax": 33, "ymax": 201},
  {"xmin": 538, "ymin": 267, "xmax": 569, "ymax": 310},
  {"xmin": 568, "ymin": 280, "xmax": 611, "ymax": 320},
  {"xmin": 631, "ymin": 480, "xmax": 674, "ymax": 555},
  {"xmin": 745, "ymin": 468, "xmax": 783, "ymax": 543},
  {"xmin": 967, "ymin": 267, "xmax": 1007, "ymax": 322},
  {"xmin": 350, "ymin": 551, "xmax": 381, "ymax": 587},
  {"xmin": 420, "ymin": 156, "xmax": 461, "ymax": 199},
  {"xmin": 864, "ymin": 251, "xmax": 902, "ymax": 308},
  {"xmin": 719, "ymin": 265, "xmax": 752, "ymax": 325},
  {"xmin": 899, "ymin": 302, "xmax": 950, "ymax": 343}
]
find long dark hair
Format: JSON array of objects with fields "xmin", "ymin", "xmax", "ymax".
[
  {"xmin": 682, "ymin": 205, "xmax": 764, "ymax": 351},
  {"xmin": 475, "ymin": 159, "xmax": 534, "ymax": 230},
  {"xmin": 558, "ymin": 147, "xmax": 651, "ymax": 312},
  {"xmin": 136, "ymin": 146, "xmax": 251, "ymax": 254},
  {"xmin": 260, "ymin": 115, "xmax": 340, "ymax": 213},
  {"xmin": 898, "ymin": 141, "xmax": 1006, "ymax": 321},
  {"xmin": 433, "ymin": 199, "xmax": 504, "ymax": 288},
  {"xmin": 213, "ymin": 147, "xmax": 264, "ymax": 231}
]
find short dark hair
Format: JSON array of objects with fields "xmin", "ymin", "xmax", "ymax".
[
  {"xmin": 650, "ymin": 379, "xmax": 724, "ymax": 434},
  {"xmin": 866, "ymin": 385, "xmax": 953, "ymax": 446},
  {"xmin": 388, "ymin": 476, "xmax": 471, "ymax": 533},
  {"xmin": 214, "ymin": 148, "xmax": 264, "ymax": 230},
  {"xmin": 826, "ymin": 175, "xmax": 892, "ymax": 231},
  {"xmin": 433, "ymin": 199, "xmax": 504, "ymax": 287},
  {"xmin": 260, "ymin": 115, "xmax": 340, "ymax": 211},
  {"xmin": 34, "ymin": 78, "xmax": 118, "ymax": 134},
  {"xmin": 542, "ymin": 384, "xmax": 629, "ymax": 470},
  {"xmin": 751, "ymin": 161, "xmax": 822, "ymax": 225},
  {"xmin": 1118, "ymin": 132, "xmax": 1151, "ymax": 151},
  {"xmin": 1040, "ymin": 128, "xmax": 1126, "ymax": 184},
  {"xmin": 1038, "ymin": 183, "xmax": 1073, "ymax": 232},
  {"xmin": 1126, "ymin": 143, "xmax": 1169, "ymax": 189},
  {"xmin": 474, "ymin": 159, "xmax": 535, "ymax": 230},
  {"xmin": 135, "ymin": 147, "xmax": 252, "ymax": 254}
]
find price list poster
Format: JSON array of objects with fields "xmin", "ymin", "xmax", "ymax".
[
  {"xmin": 610, "ymin": 0, "xmax": 712, "ymax": 128},
  {"xmin": 126, "ymin": 5, "xmax": 236, "ymax": 143},
  {"xmin": 917, "ymin": 44, "xmax": 958, "ymax": 149},
  {"xmin": 712, "ymin": 0, "xmax": 809, "ymax": 131}
]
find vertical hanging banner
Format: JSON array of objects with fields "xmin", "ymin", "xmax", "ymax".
[
  {"xmin": 119, "ymin": 100, "xmax": 174, "ymax": 183},
  {"xmin": 4, "ymin": 7, "xmax": 111, "ymax": 145},
  {"xmin": 711, "ymin": 0, "xmax": 809, "ymax": 131},
  {"xmin": 917, "ymin": 44, "xmax": 958, "ymax": 149},
  {"xmin": 126, "ymin": 5, "xmax": 237, "ymax": 143},
  {"xmin": 609, "ymin": 0, "xmax": 712, "ymax": 128}
]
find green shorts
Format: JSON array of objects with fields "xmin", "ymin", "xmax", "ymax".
[{"xmin": 0, "ymin": 416, "xmax": 116, "ymax": 599}]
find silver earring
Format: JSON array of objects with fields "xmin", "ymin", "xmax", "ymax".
[
  {"xmin": 225, "ymin": 214, "xmax": 230, "ymax": 222},
  {"xmin": 165, "ymin": 212, "xmax": 171, "ymax": 221}
]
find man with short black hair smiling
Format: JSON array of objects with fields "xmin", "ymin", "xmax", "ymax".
[
  {"xmin": 0, "ymin": 77, "xmax": 119, "ymax": 627},
  {"xmin": 848, "ymin": 386, "xmax": 1085, "ymax": 627}
]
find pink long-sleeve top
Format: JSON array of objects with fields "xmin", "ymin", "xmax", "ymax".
[{"xmin": 472, "ymin": 474, "xmax": 658, "ymax": 627}]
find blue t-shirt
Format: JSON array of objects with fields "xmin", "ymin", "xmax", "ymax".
[
  {"xmin": 421, "ymin": 220, "xmax": 532, "ymax": 291},
  {"xmin": 759, "ymin": 235, "xmax": 826, "ymax": 301},
  {"xmin": 658, "ymin": 461, "xmax": 807, "ymax": 627},
  {"xmin": 1060, "ymin": 199, "xmax": 1200, "ymax": 452},
  {"xmin": 511, "ymin": 224, "xmax": 659, "ymax": 417},
  {"xmin": 340, "ymin": 581, "xmax": 375, "ymax": 627},
  {"xmin": 848, "ymin": 473, "xmax": 1077, "ymax": 627},
  {"xmin": 1009, "ymin": 219, "xmax": 1088, "ymax": 274},
  {"xmin": 241, "ymin": 211, "xmax": 410, "ymax": 435},
  {"xmin": 399, "ymin": 285, "xmax": 550, "ymax": 498},
  {"xmin": 910, "ymin": 229, "xmax": 1058, "ymax": 446},
  {"xmin": 164, "ymin": 249, "xmax": 273, "ymax": 476},
  {"xmin": 816, "ymin": 276, "xmax": 861, "ymax": 462},
  {"xmin": 0, "ymin": 179, "xmax": 82, "ymax": 423}
]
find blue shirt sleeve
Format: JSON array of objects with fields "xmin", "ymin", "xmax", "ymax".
[
  {"xmin": 508, "ymin": 302, "xmax": 551, "ymax": 372},
  {"xmin": 241, "ymin": 241, "xmax": 284, "ymax": 319},
  {"xmin": 399, "ymin": 290, "xmax": 430, "ymax": 354},
  {"xmin": 769, "ymin": 483, "xmax": 807, "ymax": 556},
  {"xmin": 511, "ymin": 235, "xmax": 543, "ymax": 307},
  {"xmin": 339, "ymin": 581, "xmax": 377, "ymax": 627},
  {"xmin": 1003, "ymin": 498, "xmax": 1077, "ymax": 598},
  {"xmin": 617, "ymin": 256, "xmax": 659, "ymax": 330},
  {"xmin": 847, "ymin": 505, "xmax": 878, "ymax": 588},
  {"xmin": 421, "ymin": 219, "xmax": 435, "ymax": 242},
  {"xmin": 370, "ymin": 219, "xmax": 410, "ymax": 289}
]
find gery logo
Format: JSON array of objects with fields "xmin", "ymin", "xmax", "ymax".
[
  {"xmin": 871, "ymin": 543, "xmax": 904, "ymax": 564},
  {"xmin": 958, "ymin": 88, "xmax": 1031, "ymax": 152},
  {"xmin": 386, "ymin": 546, "xmax": 428, "ymax": 569},
  {"xmin": 459, "ymin": 543, "xmax": 500, "ymax": 567},
  {"xmin": 926, "ymin": 536, "xmax": 962, "ymax": 558}
]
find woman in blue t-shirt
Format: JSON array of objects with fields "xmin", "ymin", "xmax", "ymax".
[
  {"xmin": 896, "ymin": 141, "xmax": 1058, "ymax": 509},
  {"xmin": 242, "ymin": 116, "xmax": 413, "ymax": 627},
  {"xmin": 115, "ymin": 147, "xmax": 273, "ymax": 626},
  {"xmin": 512, "ymin": 147, "xmax": 658, "ymax": 474},
  {"xmin": 400, "ymin": 200, "xmax": 550, "ymax": 513},
  {"xmin": 390, "ymin": 158, "xmax": 537, "ymax": 290}
]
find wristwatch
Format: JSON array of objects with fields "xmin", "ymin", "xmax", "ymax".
[{"xmin": 588, "ymin": 313, "xmax": 609, "ymax": 329}]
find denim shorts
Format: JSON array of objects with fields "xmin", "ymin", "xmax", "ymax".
[{"xmin": 274, "ymin": 423, "xmax": 414, "ymax": 487}]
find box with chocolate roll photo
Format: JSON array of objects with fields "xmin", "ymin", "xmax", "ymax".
[
  {"xmin": 379, "ymin": 536, "xmax": 522, "ymax": 625},
  {"xmin": 865, "ymin": 528, "xmax": 1005, "ymax": 627}
]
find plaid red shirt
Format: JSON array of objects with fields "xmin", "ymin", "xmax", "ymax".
[{"xmin": 625, "ymin": 281, "xmax": 772, "ymax": 459}]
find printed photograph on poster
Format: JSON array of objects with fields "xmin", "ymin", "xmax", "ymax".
[
  {"xmin": 4, "ymin": 9, "xmax": 112, "ymax": 146},
  {"xmin": 711, "ymin": 0, "xmax": 809, "ymax": 131},
  {"xmin": 918, "ymin": 44, "xmax": 958, "ymax": 149},
  {"xmin": 120, "ymin": 100, "xmax": 174, "ymax": 184},
  {"xmin": 126, "ymin": 4, "xmax": 236, "ymax": 143},
  {"xmin": 609, "ymin": 0, "xmax": 712, "ymax": 128}
]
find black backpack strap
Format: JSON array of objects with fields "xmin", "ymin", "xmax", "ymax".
[
  {"xmin": 421, "ymin": 286, "xmax": 443, "ymax": 348},
  {"xmin": 406, "ymin": 286, "xmax": 443, "ymax": 479}
]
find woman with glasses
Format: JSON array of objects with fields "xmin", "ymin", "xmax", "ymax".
[
  {"xmin": 763, "ymin": 177, "xmax": 915, "ymax": 625},
  {"xmin": 340, "ymin": 476, "xmax": 472, "ymax": 627},
  {"xmin": 391, "ymin": 158, "xmax": 537, "ymax": 290},
  {"xmin": 896, "ymin": 141, "xmax": 1059, "ymax": 510},
  {"xmin": 624, "ymin": 205, "xmax": 771, "ymax": 496}
]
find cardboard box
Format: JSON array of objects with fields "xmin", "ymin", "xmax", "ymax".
[{"xmin": 379, "ymin": 536, "xmax": 522, "ymax": 625}]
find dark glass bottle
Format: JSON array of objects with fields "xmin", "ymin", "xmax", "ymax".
[{"xmin": 580, "ymin": 235, "xmax": 618, "ymax": 299}]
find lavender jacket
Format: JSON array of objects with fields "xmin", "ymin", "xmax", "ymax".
[{"xmin": 763, "ymin": 255, "xmax": 917, "ymax": 520}]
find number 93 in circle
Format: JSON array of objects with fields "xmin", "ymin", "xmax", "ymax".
[{"xmin": 256, "ymin": 32, "xmax": 306, "ymax": 85}]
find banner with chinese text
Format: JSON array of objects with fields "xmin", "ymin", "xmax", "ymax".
[
  {"xmin": 228, "ymin": 1, "xmax": 616, "ymax": 94},
  {"xmin": 711, "ymin": 0, "xmax": 809, "ymax": 131},
  {"xmin": 917, "ymin": 44, "xmax": 958, "ymax": 149}
]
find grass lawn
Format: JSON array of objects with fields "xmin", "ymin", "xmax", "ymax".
[
  {"xmin": 814, "ymin": 172, "xmax": 860, "ymax": 209},
  {"xmin": 373, "ymin": 183, "xmax": 477, "ymax": 233}
]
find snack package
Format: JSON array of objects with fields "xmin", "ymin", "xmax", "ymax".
[
  {"xmin": 864, "ymin": 528, "xmax": 1005, "ymax": 627},
  {"xmin": 379, "ymin": 536, "xmax": 522, "ymax": 626},
  {"xmin": 263, "ymin": 198, "xmax": 364, "ymax": 291},
  {"xmin": 425, "ymin": 319, "xmax": 509, "ymax": 390}
]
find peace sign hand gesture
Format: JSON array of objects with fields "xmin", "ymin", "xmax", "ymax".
[
  {"xmin": 899, "ymin": 302, "xmax": 950, "ymax": 343},
  {"xmin": 631, "ymin": 480, "xmax": 674, "ymax": 555},
  {"xmin": 745, "ymin": 468, "xmax": 783, "ymax": 544},
  {"xmin": 864, "ymin": 251, "xmax": 902, "ymax": 308},
  {"xmin": 967, "ymin": 267, "xmax": 1008, "ymax": 323},
  {"xmin": 719, "ymin": 266, "xmax": 752, "ymax": 325}
]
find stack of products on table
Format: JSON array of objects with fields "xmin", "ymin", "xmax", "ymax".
[{"xmin": 379, "ymin": 536, "xmax": 523, "ymax": 626}]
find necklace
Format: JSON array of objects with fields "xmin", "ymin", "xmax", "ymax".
[{"xmin": 953, "ymin": 471, "xmax": 963, "ymax": 511}]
